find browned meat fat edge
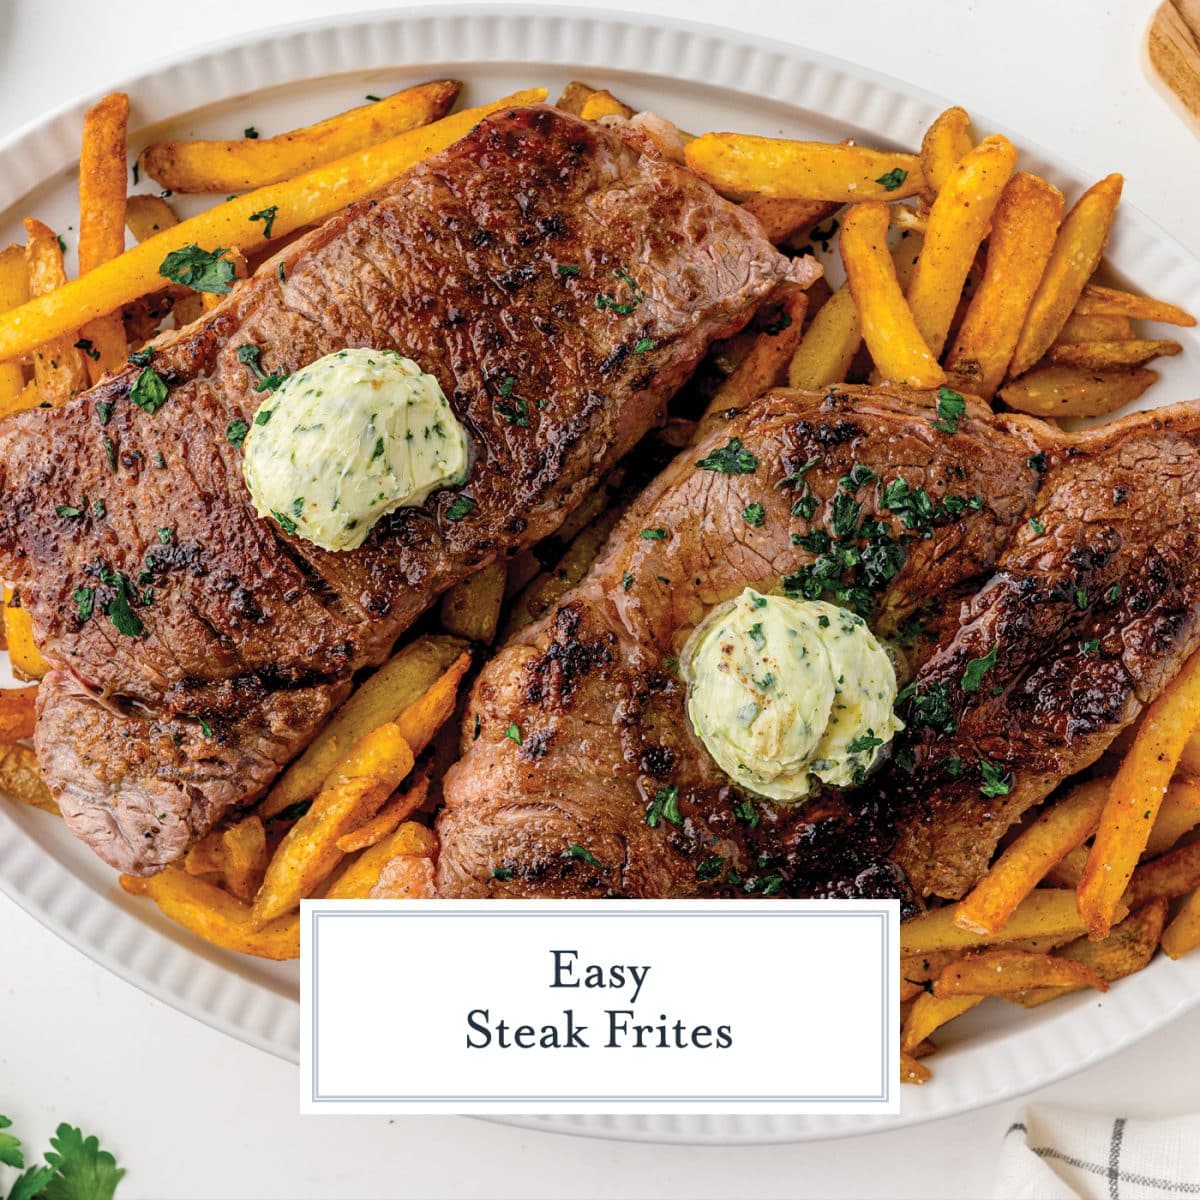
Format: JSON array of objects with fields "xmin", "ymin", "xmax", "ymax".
[{"xmin": 0, "ymin": 104, "xmax": 806, "ymax": 874}]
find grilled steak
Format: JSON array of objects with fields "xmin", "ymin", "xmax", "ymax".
[
  {"xmin": 0, "ymin": 104, "xmax": 808, "ymax": 874},
  {"xmin": 436, "ymin": 387, "xmax": 1200, "ymax": 905}
]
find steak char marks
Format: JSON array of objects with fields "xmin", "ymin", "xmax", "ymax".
[
  {"xmin": 437, "ymin": 387, "xmax": 1200, "ymax": 906},
  {"xmin": 0, "ymin": 105, "xmax": 805, "ymax": 873}
]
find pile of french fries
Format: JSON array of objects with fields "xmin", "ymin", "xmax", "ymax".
[{"xmin": 3, "ymin": 79, "xmax": 1200, "ymax": 1087}]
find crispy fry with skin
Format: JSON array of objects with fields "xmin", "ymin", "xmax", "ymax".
[
  {"xmin": 1144, "ymin": 776, "xmax": 1200, "ymax": 857},
  {"xmin": 954, "ymin": 777, "xmax": 1109, "ymax": 935},
  {"xmin": 440, "ymin": 562, "xmax": 507, "ymax": 644},
  {"xmin": 1181, "ymin": 731, "xmax": 1200, "ymax": 776},
  {"xmin": 1162, "ymin": 890, "xmax": 1200, "ymax": 958},
  {"xmin": 1079, "ymin": 650, "xmax": 1200, "ymax": 936},
  {"xmin": 0, "ymin": 743, "xmax": 57, "ymax": 814},
  {"xmin": 1054, "ymin": 312, "xmax": 1135, "ymax": 343},
  {"xmin": 1011, "ymin": 899, "xmax": 1168, "ymax": 1006},
  {"xmin": 0, "ymin": 685, "xmax": 39, "ymax": 742},
  {"xmin": 1046, "ymin": 338, "xmax": 1181, "ymax": 370},
  {"xmin": 0, "ymin": 90, "xmax": 547, "ymax": 364},
  {"xmin": 1123, "ymin": 838, "xmax": 1200, "ymax": 911},
  {"xmin": 900, "ymin": 1052, "xmax": 931, "ymax": 1084},
  {"xmin": 901, "ymin": 992, "xmax": 983, "ymax": 1052},
  {"xmin": 221, "ymin": 816, "xmax": 268, "ymax": 903},
  {"xmin": 392, "ymin": 653, "xmax": 471, "ymax": 756},
  {"xmin": 944, "ymin": 172, "xmax": 1064, "ymax": 399},
  {"xmin": 252, "ymin": 724, "xmax": 417, "ymax": 924},
  {"xmin": 336, "ymin": 772, "xmax": 431, "ymax": 853},
  {"xmin": 120, "ymin": 868, "xmax": 299, "ymax": 960},
  {"xmin": 23, "ymin": 219, "xmax": 89, "ymax": 403},
  {"xmin": 1045, "ymin": 844, "xmax": 1089, "ymax": 888},
  {"xmin": 0, "ymin": 245, "xmax": 28, "ymax": 412},
  {"xmin": 933, "ymin": 949, "xmax": 1107, "ymax": 997},
  {"xmin": 260, "ymin": 635, "xmax": 466, "ymax": 818},
  {"xmin": 840, "ymin": 202, "xmax": 944, "ymax": 388},
  {"xmin": 183, "ymin": 827, "xmax": 224, "ymax": 877},
  {"xmin": 741, "ymin": 197, "xmax": 840, "ymax": 245},
  {"xmin": 997, "ymin": 365, "xmax": 1156, "ymax": 418},
  {"xmin": 901, "ymin": 889, "xmax": 1124, "ymax": 955},
  {"xmin": 140, "ymin": 81, "xmax": 462, "ymax": 193},
  {"xmin": 900, "ymin": 951, "xmax": 958, "ymax": 1001},
  {"xmin": 788, "ymin": 283, "xmax": 861, "ymax": 389},
  {"xmin": 1074, "ymin": 283, "xmax": 1196, "ymax": 326},
  {"xmin": 579, "ymin": 89, "xmax": 634, "ymax": 121},
  {"xmin": 556, "ymin": 81, "xmax": 597, "ymax": 116},
  {"xmin": 324, "ymin": 821, "xmax": 438, "ymax": 900},
  {"xmin": 920, "ymin": 106, "xmax": 974, "ymax": 195},
  {"xmin": 1009, "ymin": 174, "xmax": 1124, "ymax": 377},
  {"xmin": 684, "ymin": 133, "xmax": 924, "ymax": 202},
  {"xmin": 906, "ymin": 135, "xmax": 1017, "ymax": 359},
  {"xmin": 3, "ymin": 589, "xmax": 47, "ymax": 680},
  {"xmin": 77, "ymin": 92, "xmax": 129, "ymax": 382}
]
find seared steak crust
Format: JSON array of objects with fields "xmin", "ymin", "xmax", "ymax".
[{"xmin": 0, "ymin": 105, "xmax": 802, "ymax": 873}]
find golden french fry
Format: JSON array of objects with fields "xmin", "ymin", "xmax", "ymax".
[
  {"xmin": 23, "ymin": 219, "xmax": 89, "ymax": 403},
  {"xmin": 906, "ymin": 135, "xmax": 1017, "ymax": 359},
  {"xmin": 1162, "ymin": 890, "xmax": 1200, "ymax": 959},
  {"xmin": 933, "ymin": 949, "xmax": 1106, "ymax": 997},
  {"xmin": 889, "ymin": 205, "xmax": 927, "ymax": 234},
  {"xmin": 120, "ymin": 868, "xmax": 299, "ymax": 960},
  {"xmin": 0, "ymin": 245, "xmax": 28, "ymax": 410},
  {"xmin": 336, "ymin": 772, "xmax": 431, "ymax": 853},
  {"xmin": 900, "ymin": 950, "xmax": 958, "ymax": 1001},
  {"xmin": 840, "ymin": 202, "xmax": 944, "ymax": 388},
  {"xmin": 741, "ymin": 197, "xmax": 840, "ymax": 245},
  {"xmin": 1079, "ymin": 650, "xmax": 1200, "ymax": 937},
  {"xmin": 0, "ymin": 89, "xmax": 547, "ymax": 364},
  {"xmin": 253, "ymin": 723, "xmax": 417, "ymax": 924},
  {"xmin": 1011, "ymin": 899, "xmax": 1167, "ymax": 1006},
  {"xmin": 392, "ymin": 652, "xmax": 471, "ymax": 755},
  {"xmin": 901, "ymin": 889, "xmax": 1125, "ymax": 955},
  {"xmin": 1054, "ymin": 312, "xmax": 1136, "ymax": 343},
  {"xmin": 685, "ymin": 133, "xmax": 924, "ymax": 203},
  {"xmin": 556, "ymin": 81, "xmax": 597, "ymax": 116},
  {"xmin": 1046, "ymin": 338, "xmax": 1181, "ymax": 370},
  {"xmin": 1074, "ymin": 283, "xmax": 1196, "ymax": 326},
  {"xmin": 997, "ymin": 365, "xmax": 1156, "ymax": 418},
  {"xmin": 788, "ymin": 283, "xmax": 861, "ymax": 389},
  {"xmin": 944, "ymin": 172, "xmax": 1064, "ymax": 399},
  {"xmin": 183, "ymin": 827, "xmax": 224, "ymax": 877},
  {"xmin": 3, "ymin": 590, "xmax": 47, "ymax": 680},
  {"xmin": 0, "ymin": 685, "xmax": 39, "ymax": 742},
  {"xmin": 1124, "ymin": 838, "xmax": 1200, "ymax": 911},
  {"xmin": 77, "ymin": 92, "xmax": 129, "ymax": 382},
  {"xmin": 440, "ymin": 562, "xmax": 507, "ymax": 643},
  {"xmin": 260, "ymin": 634, "xmax": 466, "ymax": 818},
  {"xmin": 900, "ymin": 1052, "xmax": 932, "ymax": 1084},
  {"xmin": 579, "ymin": 89, "xmax": 634, "ymax": 121},
  {"xmin": 324, "ymin": 820, "xmax": 438, "ymax": 900},
  {"xmin": 954, "ymin": 777, "xmax": 1109, "ymax": 935},
  {"xmin": 1044, "ymin": 844, "xmax": 1089, "ymax": 888},
  {"xmin": 221, "ymin": 816, "xmax": 268, "ymax": 903},
  {"xmin": 901, "ymin": 992, "xmax": 983, "ymax": 1051},
  {"xmin": 140, "ymin": 81, "xmax": 462, "ymax": 193},
  {"xmin": 920, "ymin": 106, "xmax": 974, "ymax": 195},
  {"xmin": 0, "ymin": 742, "xmax": 56, "ymax": 814},
  {"xmin": 1144, "ymin": 776, "xmax": 1200, "ymax": 858},
  {"xmin": 1009, "ymin": 174, "xmax": 1124, "ymax": 377},
  {"xmin": 369, "ymin": 853, "xmax": 437, "ymax": 899},
  {"xmin": 125, "ymin": 194, "xmax": 180, "ymax": 241}
]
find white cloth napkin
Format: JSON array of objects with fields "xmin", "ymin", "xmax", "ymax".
[{"xmin": 996, "ymin": 1106, "xmax": 1200, "ymax": 1199}]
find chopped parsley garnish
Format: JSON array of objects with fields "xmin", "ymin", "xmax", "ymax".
[
  {"xmin": 103, "ymin": 437, "xmax": 116, "ymax": 471},
  {"xmin": 733, "ymin": 796, "xmax": 760, "ymax": 828},
  {"xmin": 248, "ymin": 204, "xmax": 279, "ymax": 237},
  {"xmin": 931, "ymin": 387, "xmax": 966, "ymax": 434},
  {"xmin": 56, "ymin": 234, "xmax": 67, "ymax": 254},
  {"xmin": 496, "ymin": 397, "xmax": 530, "ymax": 427},
  {"xmin": 634, "ymin": 337, "xmax": 655, "ymax": 354},
  {"xmin": 1106, "ymin": 584, "xmax": 1122, "ymax": 603},
  {"xmin": 747, "ymin": 622, "xmax": 766, "ymax": 650},
  {"xmin": 829, "ymin": 491, "xmax": 861, "ymax": 538},
  {"xmin": 271, "ymin": 509, "xmax": 297, "ymax": 535},
  {"xmin": 97, "ymin": 566, "xmax": 144, "ymax": 638},
  {"xmin": 695, "ymin": 437, "xmax": 757, "ymax": 475},
  {"xmin": 236, "ymin": 343, "xmax": 288, "ymax": 392},
  {"xmin": 960, "ymin": 645, "xmax": 997, "ymax": 693},
  {"xmin": 93, "ymin": 499, "xmax": 106, "ymax": 517},
  {"xmin": 129, "ymin": 365, "xmax": 169, "ymax": 414},
  {"xmin": 594, "ymin": 266, "xmax": 644, "ymax": 315},
  {"xmin": 55, "ymin": 504, "xmax": 82, "ymax": 518},
  {"xmin": 742, "ymin": 501, "xmax": 766, "ymax": 527},
  {"xmin": 622, "ymin": 573, "xmax": 634, "ymax": 591},
  {"xmin": 158, "ymin": 243, "xmax": 236, "ymax": 294},
  {"xmin": 847, "ymin": 731, "xmax": 884, "ymax": 754},
  {"xmin": 74, "ymin": 337, "xmax": 100, "ymax": 361},
  {"xmin": 564, "ymin": 843, "xmax": 601, "ymax": 867},
  {"xmin": 1029, "ymin": 517, "xmax": 1045, "ymax": 534},
  {"xmin": 978, "ymin": 758, "xmax": 1013, "ymax": 798},
  {"xmin": 1027, "ymin": 451, "xmax": 1047, "ymax": 472},
  {"xmin": 226, "ymin": 418, "xmax": 249, "ymax": 448},
  {"xmin": 278, "ymin": 262, "xmax": 287, "ymax": 283},
  {"xmin": 1075, "ymin": 588, "xmax": 1089, "ymax": 610},
  {"xmin": 762, "ymin": 312, "xmax": 793, "ymax": 336},
  {"xmin": 96, "ymin": 399, "xmax": 114, "ymax": 426},
  {"xmin": 695, "ymin": 855, "xmax": 725, "ymax": 881},
  {"xmin": 640, "ymin": 527, "xmax": 667, "ymax": 540},
  {"xmin": 503, "ymin": 723, "xmax": 522, "ymax": 744},
  {"xmin": 1080, "ymin": 638, "xmax": 1101, "ymax": 655},
  {"xmin": 243, "ymin": 126, "xmax": 260, "ymax": 138},
  {"xmin": 128, "ymin": 348, "xmax": 154, "ymax": 367},
  {"xmin": 498, "ymin": 375, "xmax": 516, "ymax": 397},
  {"xmin": 365, "ymin": 94, "xmax": 382, "ymax": 102},
  {"xmin": 72, "ymin": 586, "xmax": 94, "ymax": 622},
  {"xmin": 645, "ymin": 785, "xmax": 682, "ymax": 828},
  {"xmin": 776, "ymin": 455, "xmax": 821, "ymax": 490},
  {"xmin": 900, "ymin": 680, "xmax": 957, "ymax": 734},
  {"xmin": 157, "ymin": 527, "xmax": 173, "ymax": 544},
  {"xmin": 198, "ymin": 717, "xmax": 213, "ymax": 738},
  {"xmin": 555, "ymin": 263, "xmax": 580, "ymax": 276},
  {"xmin": 791, "ymin": 489, "xmax": 819, "ymax": 521},
  {"xmin": 839, "ymin": 463, "xmax": 876, "ymax": 492},
  {"xmin": 876, "ymin": 167, "xmax": 908, "ymax": 191},
  {"xmin": 491, "ymin": 867, "xmax": 514, "ymax": 881},
  {"xmin": 942, "ymin": 755, "xmax": 964, "ymax": 778},
  {"xmin": 370, "ymin": 436, "xmax": 385, "ymax": 461},
  {"xmin": 445, "ymin": 495, "xmax": 476, "ymax": 521}
]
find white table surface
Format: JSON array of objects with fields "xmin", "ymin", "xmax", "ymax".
[{"xmin": 2, "ymin": 1, "xmax": 1198, "ymax": 1197}]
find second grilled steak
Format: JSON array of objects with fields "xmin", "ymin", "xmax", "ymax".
[{"xmin": 0, "ymin": 104, "xmax": 809, "ymax": 874}]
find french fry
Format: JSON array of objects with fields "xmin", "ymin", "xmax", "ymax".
[
  {"xmin": 260, "ymin": 634, "xmax": 466, "ymax": 818},
  {"xmin": 788, "ymin": 283, "xmax": 861, "ymax": 389},
  {"xmin": 140, "ymin": 81, "xmax": 461, "ymax": 193},
  {"xmin": 124, "ymin": 196, "xmax": 204, "ymax": 328},
  {"xmin": 1044, "ymin": 844, "xmax": 1089, "ymax": 889},
  {"xmin": 684, "ymin": 133, "xmax": 924, "ymax": 203},
  {"xmin": 439, "ymin": 562, "xmax": 507, "ymax": 643},
  {"xmin": 1144, "ymin": 776, "xmax": 1200, "ymax": 858},
  {"xmin": 954, "ymin": 777, "xmax": 1109, "ymax": 935},
  {"xmin": 1009, "ymin": 174, "xmax": 1124, "ymax": 377},
  {"xmin": 369, "ymin": 852, "xmax": 437, "ymax": 899},
  {"xmin": 1046, "ymin": 338, "xmax": 1181, "ymax": 370},
  {"xmin": 920, "ymin": 106, "xmax": 974, "ymax": 195},
  {"xmin": 1074, "ymin": 283, "xmax": 1196, "ymax": 326},
  {"xmin": 997, "ymin": 365, "xmax": 1156, "ymax": 418},
  {"xmin": 944, "ymin": 172, "xmax": 1064, "ymax": 399},
  {"xmin": 901, "ymin": 889, "xmax": 1125, "ymax": 955},
  {"xmin": 905, "ymin": 135, "xmax": 1017, "ymax": 359},
  {"xmin": 183, "ymin": 827, "xmax": 224, "ymax": 877},
  {"xmin": 76, "ymin": 92, "xmax": 129, "ymax": 382},
  {"xmin": 901, "ymin": 992, "xmax": 983, "ymax": 1051},
  {"xmin": 556, "ymin": 81, "xmax": 597, "ymax": 116},
  {"xmin": 840, "ymin": 202, "xmax": 944, "ymax": 388},
  {"xmin": 1054, "ymin": 312, "xmax": 1136, "ymax": 343},
  {"xmin": 900, "ymin": 951, "xmax": 958, "ymax": 1001},
  {"xmin": 579, "ymin": 89, "xmax": 634, "ymax": 121},
  {"xmin": 3, "ymin": 590, "xmax": 47, "ymax": 680},
  {"xmin": 1011, "ymin": 899, "xmax": 1168, "ymax": 1006},
  {"xmin": 1123, "ymin": 838, "xmax": 1200, "ymax": 911},
  {"xmin": 0, "ymin": 685, "xmax": 39, "ymax": 742},
  {"xmin": 933, "ymin": 949, "xmax": 1106, "ymax": 997},
  {"xmin": 1181, "ymin": 731, "xmax": 1200, "ymax": 777},
  {"xmin": 0, "ymin": 89, "xmax": 548, "ymax": 364},
  {"xmin": 392, "ymin": 652, "xmax": 471, "ymax": 755},
  {"xmin": 0, "ymin": 245, "xmax": 28, "ymax": 411},
  {"xmin": 1079, "ymin": 650, "xmax": 1200, "ymax": 937},
  {"xmin": 336, "ymin": 772, "xmax": 431, "ymax": 853},
  {"xmin": 120, "ymin": 868, "xmax": 299, "ymax": 960},
  {"xmin": 221, "ymin": 816, "xmax": 268, "ymax": 903},
  {"xmin": 253, "ymin": 723, "xmax": 417, "ymax": 924},
  {"xmin": 0, "ymin": 742, "xmax": 56, "ymax": 814},
  {"xmin": 23, "ymin": 219, "xmax": 89, "ymax": 403},
  {"xmin": 1161, "ymin": 890, "xmax": 1200, "ymax": 959},
  {"xmin": 741, "ymin": 197, "xmax": 840, "ymax": 245},
  {"xmin": 323, "ymin": 820, "xmax": 438, "ymax": 900},
  {"xmin": 900, "ymin": 1052, "xmax": 932, "ymax": 1084}
]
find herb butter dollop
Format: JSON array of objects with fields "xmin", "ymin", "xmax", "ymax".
[
  {"xmin": 241, "ymin": 348, "xmax": 468, "ymax": 551},
  {"xmin": 683, "ymin": 588, "xmax": 903, "ymax": 802}
]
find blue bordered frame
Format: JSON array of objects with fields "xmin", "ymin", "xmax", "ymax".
[{"xmin": 307, "ymin": 905, "xmax": 894, "ymax": 1105}]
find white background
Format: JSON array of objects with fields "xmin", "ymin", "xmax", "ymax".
[{"xmin": 1, "ymin": 0, "xmax": 1198, "ymax": 1197}]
